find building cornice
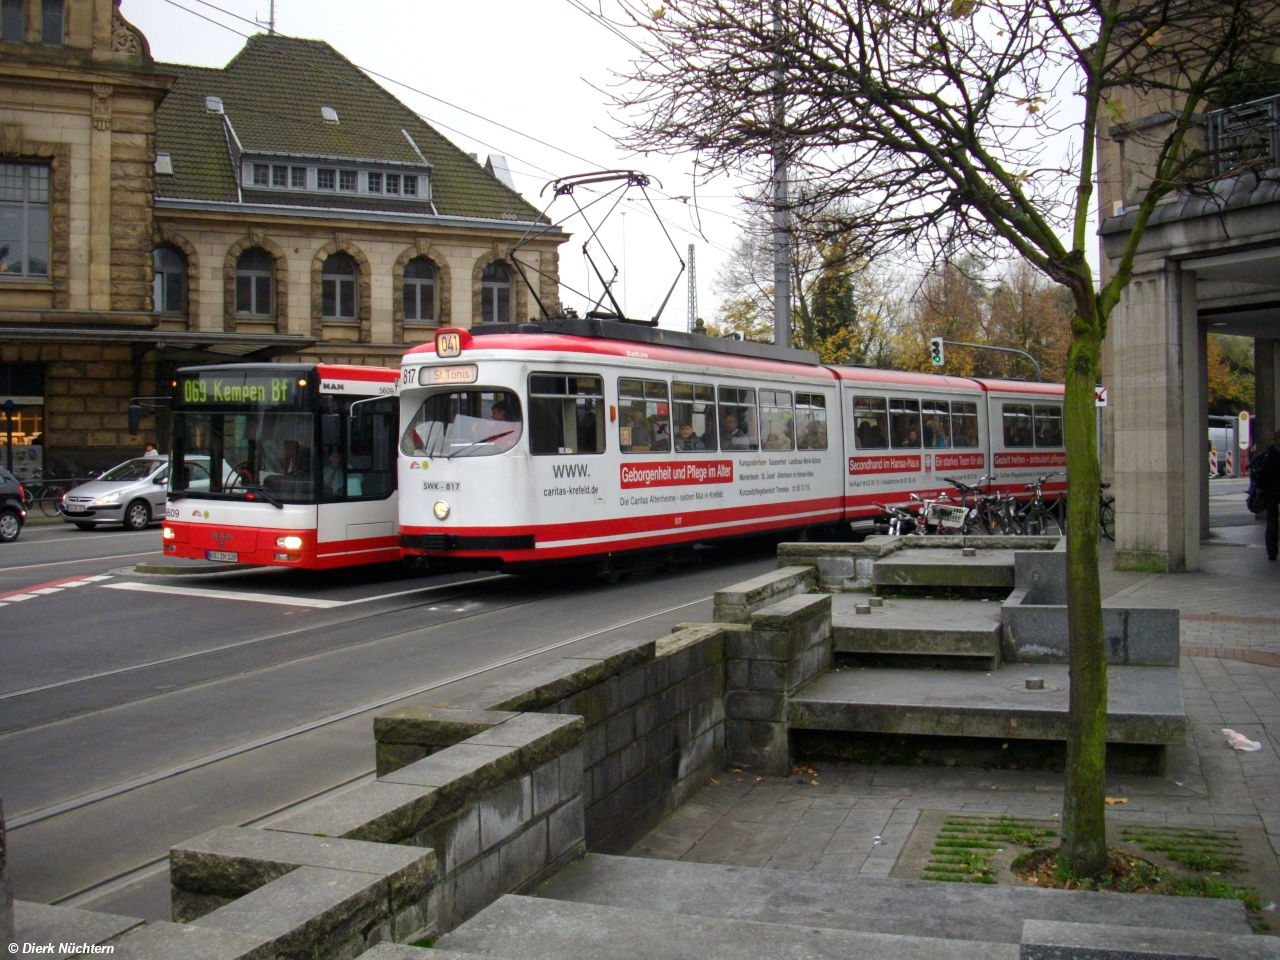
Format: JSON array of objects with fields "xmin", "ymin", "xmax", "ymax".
[{"xmin": 154, "ymin": 197, "xmax": 568, "ymax": 240}]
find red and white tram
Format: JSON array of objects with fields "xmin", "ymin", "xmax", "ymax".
[
  {"xmin": 397, "ymin": 322, "xmax": 1066, "ymax": 571},
  {"xmin": 162, "ymin": 363, "xmax": 401, "ymax": 569}
]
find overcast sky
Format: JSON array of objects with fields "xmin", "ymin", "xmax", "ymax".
[{"xmin": 126, "ymin": 0, "xmax": 753, "ymax": 331}]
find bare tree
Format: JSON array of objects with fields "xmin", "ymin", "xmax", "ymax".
[{"xmin": 598, "ymin": 0, "xmax": 1279, "ymax": 877}]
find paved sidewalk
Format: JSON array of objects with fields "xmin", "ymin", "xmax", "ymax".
[{"xmin": 631, "ymin": 508, "xmax": 1280, "ymax": 880}]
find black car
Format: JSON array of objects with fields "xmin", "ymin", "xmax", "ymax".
[{"xmin": 0, "ymin": 466, "xmax": 26, "ymax": 543}]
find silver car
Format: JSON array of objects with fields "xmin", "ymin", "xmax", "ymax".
[{"xmin": 61, "ymin": 457, "xmax": 169, "ymax": 530}]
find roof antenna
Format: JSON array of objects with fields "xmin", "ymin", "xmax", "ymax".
[{"xmin": 256, "ymin": 0, "xmax": 276, "ymax": 35}]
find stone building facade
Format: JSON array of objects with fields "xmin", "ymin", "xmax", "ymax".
[
  {"xmin": 1097, "ymin": 67, "xmax": 1280, "ymax": 571},
  {"xmin": 0, "ymin": 2, "xmax": 565, "ymax": 478}
]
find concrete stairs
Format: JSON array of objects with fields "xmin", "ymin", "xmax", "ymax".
[
  {"xmin": 832, "ymin": 594, "xmax": 1002, "ymax": 668},
  {"xmin": 872, "ymin": 547, "xmax": 1018, "ymax": 594},
  {"xmin": 361, "ymin": 853, "xmax": 1276, "ymax": 960}
]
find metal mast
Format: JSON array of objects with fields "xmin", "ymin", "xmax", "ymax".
[
  {"xmin": 771, "ymin": 0, "xmax": 791, "ymax": 349},
  {"xmin": 687, "ymin": 244, "xmax": 697, "ymax": 332},
  {"xmin": 257, "ymin": 0, "xmax": 276, "ymax": 34}
]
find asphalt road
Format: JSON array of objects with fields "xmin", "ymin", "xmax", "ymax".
[{"xmin": 0, "ymin": 520, "xmax": 779, "ymax": 920}]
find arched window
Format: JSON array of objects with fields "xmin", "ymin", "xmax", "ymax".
[
  {"xmin": 153, "ymin": 246, "xmax": 186, "ymax": 315},
  {"xmin": 480, "ymin": 261, "xmax": 511, "ymax": 324},
  {"xmin": 322, "ymin": 252, "xmax": 357, "ymax": 319},
  {"xmin": 235, "ymin": 248, "xmax": 274, "ymax": 317},
  {"xmin": 403, "ymin": 257, "xmax": 436, "ymax": 323}
]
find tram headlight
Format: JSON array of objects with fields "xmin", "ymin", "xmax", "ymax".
[
  {"xmin": 276, "ymin": 535, "xmax": 303, "ymax": 549},
  {"xmin": 433, "ymin": 500, "xmax": 451, "ymax": 520}
]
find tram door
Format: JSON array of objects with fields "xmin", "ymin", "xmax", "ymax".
[{"xmin": 315, "ymin": 396, "xmax": 399, "ymax": 553}]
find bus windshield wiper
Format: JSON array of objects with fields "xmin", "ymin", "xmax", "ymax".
[
  {"xmin": 241, "ymin": 483, "xmax": 285, "ymax": 509},
  {"xmin": 446, "ymin": 431, "xmax": 515, "ymax": 458}
]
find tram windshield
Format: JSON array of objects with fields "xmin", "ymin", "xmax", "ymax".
[{"xmin": 401, "ymin": 389, "xmax": 523, "ymax": 457}]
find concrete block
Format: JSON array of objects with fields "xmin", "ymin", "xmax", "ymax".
[
  {"xmin": 558, "ymin": 746, "xmax": 584, "ymax": 800},
  {"xmin": 192, "ymin": 865, "xmax": 400, "ymax": 960},
  {"xmin": 725, "ymin": 718, "xmax": 789, "ymax": 775},
  {"xmin": 111, "ymin": 921, "xmax": 273, "ymax": 960},
  {"xmin": 549, "ymin": 796, "xmax": 585, "ymax": 858},
  {"xmin": 478, "ymin": 779, "xmax": 526, "ymax": 851},
  {"xmin": 12, "ymin": 902, "xmax": 144, "ymax": 957},
  {"xmin": 1014, "ymin": 547, "xmax": 1067, "ymax": 604},
  {"xmin": 751, "ymin": 592, "xmax": 832, "ymax": 633},
  {"xmin": 442, "ymin": 804, "xmax": 481, "ymax": 874},
  {"xmin": 380, "ymin": 744, "xmax": 518, "ymax": 813},
  {"xmin": 265, "ymin": 781, "xmax": 438, "ymax": 844},
  {"xmin": 713, "ymin": 566, "xmax": 817, "ymax": 623},
  {"xmin": 583, "ymin": 723, "xmax": 607, "ymax": 767},
  {"xmin": 463, "ymin": 713, "xmax": 584, "ymax": 770},
  {"xmin": 498, "ymin": 821, "xmax": 548, "ymax": 891},
  {"xmin": 531, "ymin": 757, "xmax": 561, "ymax": 817},
  {"xmin": 725, "ymin": 690, "xmax": 786, "ymax": 722},
  {"xmin": 1020, "ymin": 919, "xmax": 1280, "ymax": 959},
  {"xmin": 374, "ymin": 707, "xmax": 517, "ymax": 764},
  {"xmin": 170, "ymin": 825, "xmax": 435, "ymax": 904},
  {"xmin": 450, "ymin": 849, "xmax": 501, "ymax": 927},
  {"xmin": 605, "ymin": 710, "xmax": 636, "ymax": 755}
]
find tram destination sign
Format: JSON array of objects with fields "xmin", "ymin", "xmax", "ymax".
[{"xmin": 177, "ymin": 372, "xmax": 300, "ymax": 408}]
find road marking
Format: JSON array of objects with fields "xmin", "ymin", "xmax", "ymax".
[
  {"xmin": 98, "ymin": 575, "xmax": 506, "ymax": 611},
  {"xmin": 0, "ymin": 551, "xmax": 159, "ymax": 576},
  {"xmin": 102, "ymin": 581, "xmax": 346, "ymax": 608},
  {"xmin": 0, "ymin": 575, "xmax": 112, "ymax": 604}
]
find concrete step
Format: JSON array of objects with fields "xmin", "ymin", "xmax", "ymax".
[
  {"xmin": 873, "ymin": 548, "xmax": 1016, "ymax": 592},
  {"xmin": 13, "ymin": 900, "xmax": 145, "ymax": 959},
  {"xmin": 832, "ymin": 595, "xmax": 1001, "ymax": 665},
  {"xmin": 532, "ymin": 854, "xmax": 1250, "ymax": 945},
  {"xmin": 789, "ymin": 663, "xmax": 1186, "ymax": 747},
  {"xmin": 1022, "ymin": 919, "xmax": 1280, "ymax": 959},
  {"xmin": 436, "ymin": 893, "xmax": 1019, "ymax": 960}
]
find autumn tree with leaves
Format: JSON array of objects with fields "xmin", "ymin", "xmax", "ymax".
[{"xmin": 599, "ymin": 0, "xmax": 1280, "ymax": 878}]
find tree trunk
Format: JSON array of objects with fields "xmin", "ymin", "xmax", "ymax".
[{"xmin": 1059, "ymin": 324, "xmax": 1108, "ymax": 879}]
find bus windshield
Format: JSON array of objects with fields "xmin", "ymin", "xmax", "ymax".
[
  {"xmin": 173, "ymin": 411, "xmax": 315, "ymax": 502},
  {"xmin": 401, "ymin": 389, "xmax": 522, "ymax": 457}
]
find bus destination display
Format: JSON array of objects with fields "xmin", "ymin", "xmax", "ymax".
[{"xmin": 178, "ymin": 373, "xmax": 298, "ymax": 407}]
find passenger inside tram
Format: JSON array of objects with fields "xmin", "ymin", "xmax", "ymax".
[{"xmin": 675, "ymin": 422, "xmax": 705, "ymax": 451}]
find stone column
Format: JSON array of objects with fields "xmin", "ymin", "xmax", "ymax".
[
  {"xmin": 1113, "ymin": 261, "xmax": 1200, "ymax": 571},
  {"xmin": 1, "ymin": 797, "xmax": 13, "ymax": 950},
  {"xmin": 1254, "ymin": 340, "xmax": 1280, "ymax": 448}
]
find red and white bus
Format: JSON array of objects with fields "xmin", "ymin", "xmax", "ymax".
[
  {"xmin": 162, "ymin": 363, "xmax": 400, "ymax": 569},
  {"xmin": 397, "ymin": 323, "xmax": 1066, "ymax": 571}
]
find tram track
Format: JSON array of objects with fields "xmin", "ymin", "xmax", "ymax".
[
  {"xmin": 0, "ymin": 574, "xmax": 542, "ymax": 738},
  {"xmin": 5, "ymin": 591, "xmax": 713, "ymax": 832}
]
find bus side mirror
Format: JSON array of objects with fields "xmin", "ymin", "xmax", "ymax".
[
  {"xmin": 128, "ymin": 404, "xmax": 143, "ymax": 435},
  {"xmin": 321, "ymin": 413, "xmax": 341, "ymax": 447}
]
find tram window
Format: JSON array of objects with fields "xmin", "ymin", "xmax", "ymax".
[
  {"xmin": 528, "ymin": 373, "xmax": 604, "ymax": 455},
  {"xmin": 400, "ymin": 389, "xmax": 522, "ymax": 458},
  {"xmin": 795, "ymin": 393, "xmax": 828, "ymax": 450},
  {"xmin": 1034, "ymin": 404, "xmax": 1063, "ymax": 447},
  {"xmin": 618, "ymin": 378, "xmax": 671, "ymax": 453},
  {"xmin": 890, "ymin": 398, "xmax": 922, "ymax": 448},
  {"xmin": 324, "ymin": 397, "xmax": 396, "ymax": 499},
  {"xmin": 673, "ymin": 382, "xmax": 715, "ymax": 452},
  {"xmin": 922, "ymin": 400, "xmax": 951, "ymax": 448},
  {"xmin": 952, "ymin": 401, "xmax": 980, "ymax": 447},
  {"xmin": 853, "ymin": 396, "xmax": 888, "ymax": 450},
  {"xmin": 717, "ymin": 386, "xmax": 758, "ymax": 452},
  {"xmin": 1003, "ymin": 403, "xmax": 1034, "ymax": 447},
  {"xmin": 759, "ymin": 389, "xmax": 794, "ymax": 451}
]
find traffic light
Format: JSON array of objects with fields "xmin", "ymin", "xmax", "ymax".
[{"xmin": 929, "ymin": 337, "xmax": 945, "ymax": 366}]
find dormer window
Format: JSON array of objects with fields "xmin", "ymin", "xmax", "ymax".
[
  {"xmin": 205, "ymin": 96, "xmax": 224, "ymax": 115},
  {"xmin": 403, "ymin": 176, "xmax": 418, "ymax": 197},
  {"xmin": 367, "ymin": 172, "xmax": 382, "ymax": 194},
  {"xmin": 252, "ymin": 163, "xmax": 269, "ymax": 187},
  {"xmin": 317, "ymin": 169, "xmax": 335, "ymax": 190},
  {"xmin": 239, "ymin": 158, "xmax": 429, "ymax": 202},
  {"xmin": 386, "ymin": 174, "xmax": 400, "ymax": 195},
  {"xmin": 339, "ymin": 170, "xmax": 357, "ymax": 191}
]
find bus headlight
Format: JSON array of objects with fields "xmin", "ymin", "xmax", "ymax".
[
  {"xmin": 163, "ymin": 526, "xmax": 175, "ymax": 540},
  {"xmin": 276, "ymin": 535, "xmax": 303, "ymax": 549},
  {"xmin": 433, "ymin": 500, "xmax": 450, "ymax": 520}
]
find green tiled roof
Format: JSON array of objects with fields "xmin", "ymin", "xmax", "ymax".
[{"xmin": 155, "ymin": 35, "xmax": 545, "ymax": 223}]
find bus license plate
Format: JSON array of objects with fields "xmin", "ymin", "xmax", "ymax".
[{"xmin": 207, "ymin": 550, "xmax": 238, "ymax": 563}]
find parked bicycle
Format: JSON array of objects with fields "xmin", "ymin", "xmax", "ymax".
[
  {"xmin": 873, "ymin": 501, "xmax": 920, "ymax": 536},
  {"xmin": 1099, "ymin": 482, "xmax": 1115, "ymax": 541},
  {"xmin": 1014, "ymin": 473, "xmax": 1065, "ymax": 535},
  {"xmin": 20, "ymin": 474, "xmax": 88, "ymax": 517}
]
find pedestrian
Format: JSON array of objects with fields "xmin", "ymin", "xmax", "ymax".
[
  {"xmin": 143, "ymin": 441, "xmax": 161, "ymax": 459},
  {"xmin": 1254, "ymin": 430, "xmax": 1280, "ymax": 560}
]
